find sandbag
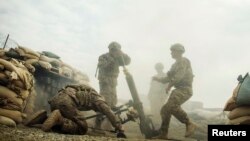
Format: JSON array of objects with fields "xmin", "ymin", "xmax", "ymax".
[
  {"xmin": 42, "ymin": 51, "xmax": 60, "ymax": 59},
  {"xmin": 0, "ymin": 116, "xmax": 16, "ymax": 127},
  {"xmin": 24, "ymin": 63, "xmax": 35, "ymax": 73},
  {"xmin": 228, "ymin": 106, "xmax": 250, "ymax": 120},
  {"xmin": 236, "ymin": 73, "xmax": 250, "ymax": 106},
  {"xmin": 9, "ymin": 58, "xmax": 26, "ymax": 69},
  {"xmin": 20, "ymin": 90, "xmax": 29, "ymax": 100},
  {"xmin": 0, "ymin": 64, "xmax": 4, "ymax": 70},
  {"xmin": 0, "ymin": 108, "xmax": 22, "ymax": 123},
  {"xmin": 4, "ymin": 70, "xmax": 18, "ymax": 80},
  {"xmin": 0, "ymin": 86, "xmax": 23, "ymax": 108},
  {"xmin": 224, "ymin": 84, "xmax": 240, "ymax": 111},
  {"xmin": 25, "ymin": 59, "xmax": 38, "ymax": 65},
  {"xmin": 0, "ymin": 72, "xmax": 8, "ymax": 86},
  {"xmin": 38, "ymin": 61, "xmax": 52, "ymax": 70},
  {"xmin": 62, "ymin": 62, "xmax": 73, "ymax": 70},
  {"xmin": 15, "ymin": 67, "xmax": 34, "ymax": 90},
  {"xmin": 1, "ymin": 103, "xmax": 21, "ymax": 111},
  {"xmin": 40, "ymin": 55, "xmax": 61, "ymax": 67},
  {"xmin": 224, "ymin": 97, "xmax": 238, "ymax": 111},
  {"xmin": 15, "ymin": 48, "xmax": 26, "ymax": 56},
  {"xmin": 18, "ymin": 46, "xmax": 40, "ymax": 57},
  {"xmin": 23, "ymin": 53, "xmax": 39, "ymax": 60},
  {"xmin": 12, "ymin": 80, "xmax": 25, "ymax": 89},
  {"xmin": 7, "ymin": 84, "xmax": 29, "ymax": 100},
  {"xmin": 61, "ymin": 66, "xmax": 73, "ymax": 77},
  {"xmin": 0, "ymin": 72, "xmax": 7, "ymax": 80},
  {"xmin": 0, "ymin": 59, "xmax": 18, "ymax": 72},
  {"xmin": 229, "ymin": 116, "xmax": 250, "ymax": 125}
]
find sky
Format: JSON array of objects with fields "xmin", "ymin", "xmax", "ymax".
[{"xmin": 0, "ymin": 0, "xmax": 250, "ymax": 108}]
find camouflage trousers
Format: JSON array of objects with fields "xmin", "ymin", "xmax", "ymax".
[
  {"xmin": 99, "ymin": 80, "xmax": 117, "ymax": 108},
  {"xmin": 160, "ymin": 87, "xmax": 192, "ymax": 133},
  {"xmin": 49, "ymin": 92, "xmax": 88, "ymax": 134},
  {"xmin": 49, "ymin": 92, "xmax": 121, "ymax": 134}
]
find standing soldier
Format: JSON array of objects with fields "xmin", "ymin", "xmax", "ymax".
[
  {"xmin": 153, "ymin": 43, "xmax": 196, "ymax": 139},
  {"xmin": 96, "ymin": 41, "xmax": 131, "ymax": 128},
  {"xmin": 148, "ymin": 63, "xmax": 169, "ymax": 117}
]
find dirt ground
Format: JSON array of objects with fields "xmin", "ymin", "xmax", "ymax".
[
  {"xmin": 0, "ymin": 107, "xmax": 228, "ymax": 141},
  {"xmin": 0, "ymin": 116, "xmax": 213, "ymax": 141}
]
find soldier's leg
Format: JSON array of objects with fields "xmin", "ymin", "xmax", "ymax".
[
  {"xmin": 42, "ymin": 109, "xmax": 88, "ymax": 135},
  {"xmin": 60, "ymin": 117, "xmax": 88, "ymax": 135},
  {"xmin": 99, "ymin": 81, "xmax": 113, "ymax": 107},
  {"xmin": 168, "ymin": 88, "xmax": 197, "ymax": 137},
  {"xmin": 158, "ymin": 98, "xmax": 173, "ymax": 137},
  {"xmin": 43, "ymin": 93, "xmax": 88, "ymax": 134},
  {"xmin": 169, "ymin": 89, "xmax": 192, "ymax": 124},
  {"xmin": 155, "ymin": 89, "xmax": 189, "ymax": 139}
]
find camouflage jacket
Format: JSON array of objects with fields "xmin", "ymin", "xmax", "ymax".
[
  {"xmin": 159, "ymin": 57, "xmax": 194, "ymax": 88},
  {"xmin": 59, "ymin": 84, "xmax": 105, "ymax": 111},
  {"xmin": 97, "ymin": 52, "xmax": 131, "ymax": 81}
]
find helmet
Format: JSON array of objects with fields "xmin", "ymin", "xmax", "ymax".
[
  {"xmin": 170, "ymin": 43, "xmax": 185, "ymax": 53},
  {"xmin": 108, "ymin": 41, "xmax": 121, "ymax": 50},
  {"xmin": 155, "ymin": 62, "xmax": 164, "ymax": 70}
]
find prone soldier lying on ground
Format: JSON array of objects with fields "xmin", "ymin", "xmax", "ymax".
[{"xmin": 25, "ymin": 84, "xmax": 125, "ymax": 137}]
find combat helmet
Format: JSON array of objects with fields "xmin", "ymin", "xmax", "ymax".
[
  {"xmin": 170, "ymin": 43, "xmax": 185, "ymax": 53},
  {"xmin": 108, "ymin": 41, "xmax": 121, "ymax": 50}
]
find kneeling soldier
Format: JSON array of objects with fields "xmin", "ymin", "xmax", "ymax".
[{"xmin": 25, "ymin": 84, "xmax": 124, "ymax": 136}]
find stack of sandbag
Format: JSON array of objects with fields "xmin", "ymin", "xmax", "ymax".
[
  {"xmin": 15, "ymin": 46, "xmax": 40, "ymax": 60},
  {"xmin": 6, "ymin": 47, "xmax": 89, "ymax": 82},
  {"xmin": 224, "ymin": 74, "xmax": 250, "ymax": 125},
  {"xmin": 0, "ymin": 58, "xmax": 35, "ymax": 127}
]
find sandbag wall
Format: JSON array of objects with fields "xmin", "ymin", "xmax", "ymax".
[
  {"xmin": 0, "ymin": 51, "xmax": 35, "ymax": 127},
  {"xmin": 5, "ymin": 46, "xmax": 89, "ymax": 82},
  {"xmin": 224, "ymin": 84, "xmax": 250, "ymax": 125},
  {"xmin": 4, "ymin": 46, "xmax": 89, "ymax": 111}
]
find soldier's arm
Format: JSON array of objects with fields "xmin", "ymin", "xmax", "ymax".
[
  {"xmin": 98, "ymin": 55, "xmax": 115, "ymax": 68},
  {"xmin": 118, "ymin": 53, "xmax": 131, "ymax": 66},
  {"xmin": 152, "ymin": 76, "xmax": 170, "ymax": 84}
]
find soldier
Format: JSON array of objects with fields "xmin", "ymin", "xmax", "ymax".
[
  {"xmin": 148, "ymin": 63, "xmax": 169, "ymax": 117},
  {"xmin": 95, "ymin": 42, "xmax": 130, "ymax": 129},
  {"xmin": 152, "ymin": 43, "xmax": 197, "ymax": 139},
  {"xmin": 25, "ymin": 84, "xmax": 124, "ymax": 136}
]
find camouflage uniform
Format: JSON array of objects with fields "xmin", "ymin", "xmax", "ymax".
[
  {"xmin": 97, "ymin": 53, "xmax": 131, "ymax": 108},
  {"xmin": 46, "ymin": 84, "xmax": 122, "ymax": 134},
  {"xmin": 158, "ymin": 57, "xmax": 194, "ymax": 134}
]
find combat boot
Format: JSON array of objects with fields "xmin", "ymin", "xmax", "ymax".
[
  {"xmin": 24, "ymin": 110, "xmax": 47, "ymax": 126},
  {"xmin": 115, "ymin": 124, "xmax": 126, "ymax": 138},
  {"xmin": 42, "ymin": 110, "xmax": 63, "ymax": 132},
  {"xmin": 185, "ymin": 121, "xmax": 197, "ymax": 137}
]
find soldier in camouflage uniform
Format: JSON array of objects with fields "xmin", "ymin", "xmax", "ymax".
[
  {"xmin": 96, "ymin": 42, "xmax": 131, "ymax": 129},
  {"xmin": 153, "ymin": 43, "xmax": 197, "ymax": 139},
  {"xmin": 26, "ymin": 84, "xmax": 124, "ymax": 135},
  {"xmin": 97, "ymin": 41, "xmax": 131, "ymax": 108}
]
